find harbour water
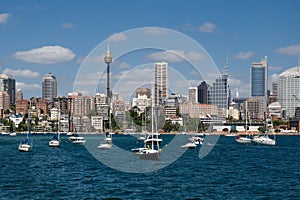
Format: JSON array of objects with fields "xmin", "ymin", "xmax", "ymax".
[{"xmin": 1, "ymin": 134, "xmax": 300, "ymax": 199}]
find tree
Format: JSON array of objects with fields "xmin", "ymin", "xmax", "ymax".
[{"xmin": 222, "ymin": 128, "xmax": 229, "ymax": 132}]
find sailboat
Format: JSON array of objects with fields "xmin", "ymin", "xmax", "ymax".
[
  {"xmin": 49, "ymin": 133, "xmax": 60, "ymax": 147},
  {"xmin": 49, "ymin": 110, "xmax": 61, "ymax": 147},
  {"xmin": 137, "ymin": 91, "xmax": 160, "ymax": 160},
  {"xmin": 236, "ymin": 101, "xmax": 251, "ymax": 144},
  {"xmin": 18, "ymin": 118, "xmax": 32, "ymax": 152},
  {"xmin": 252, "ymin": 115, "xmax": 276, "ymax": 146}
]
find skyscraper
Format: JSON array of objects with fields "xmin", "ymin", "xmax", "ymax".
[
  {"xmin": 42, "ymin": 72, "xmax": 57, "ymax": 102},
  {"xmin": 251, "ymin": 56, "xmax": 268, "ymax": 97},
  {"xmin": 250, "ymin": 56, "xmax": 268, "ymax": 119},
  {"xmin": 207, "ymin": 62, "xmax": 229, "ymax": 118},
  {"xmin": 0, "ymin": 74, "xmax": 16, "ymax": 106},
  {"xmin": 154, "ymin": 62, "xmax": 168, "ymax": 106},
  {"xmin": 198, "ymin": 81, "xmax": 209, "ymax": 104}
]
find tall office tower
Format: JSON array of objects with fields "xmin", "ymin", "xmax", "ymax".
[
  {"xmin": 208, "ymin": 62, "xmax": 229, "ymax": 118},
  {"xmin": 250, "ymin": 56, "xmax": 268, "ymax": 119},
  {"xmin": 16, "ymin": 89, "xmax": 23, "ymax": 101},
  {"xmin": 42, "ymin": 72, "xmax": 57, "ymax": 102},
  {"xmin": 272, "ymin": 82, "xmax": 278, "ymax": 95},
  {"xmin": 0, "ymin": 74, "xmax": 16, "ymax": 106},
  {"xmin": 154, "ymin": 62, "xmax": 168, "ymax": 106},
  {"xmin": 278, "ymin": 66, "xmax": 300, "ymax": 118},
  {"xmin": 198, "ymin": 81, "xmax": 209, "ymax": 104},
  {"xmin": 251, "ymin": 56, "xmax": 268, "ymax": 97},
  {"xmin": 188, "ymin": 87, "xmax": 198, "ymax": 103}
]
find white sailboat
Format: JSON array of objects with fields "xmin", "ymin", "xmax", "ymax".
[
  {"xmin": 236, "ymin": 101, "xmax": 251, "ymax": 144},
  {"xmin": 18, "ymin": 118, "xmax": 32, "ymax": 152},
  {"xmin": 49, "ymin": 133, "xmax": 60, "ymax": 147},
  {"xmin": 252, "ymin": 116, "xmax": 276, "ymax": 146},
  {"xmin": 138, "ymin": 90, "xmax": 160, "ymax": 160},
  {"xmin": 49, "ymin": 110, "xmax": 61, "ymax": 147}
]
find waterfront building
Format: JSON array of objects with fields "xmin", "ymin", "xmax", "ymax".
[
  {"xmin": 179, "ymin": 102, "xmax": 218, "ymax": 118},
  {"xmin": 42, "ymin": 72, "xmax": 57, "ymax": 102},
  {"xmin": 268, "ymin": 102, "xmax": 282, "ymax": 120},
  {"xmin": 154, "ymin": 62, "xmax": 168, "ymax": 106},
  {"xmin": 277, "ymin": 66, "xmax": 300, "ymax": 118},
  {"xmin": 0, "ymin": 91, "xmax": 10, "ymax": 118},
  {"xmin": 91, "ymin": 116, "xmax": 103, "ymax": 131},
  {"xmin": 0, "ymin": 74, "xmax": 16, "ymax": 106}
]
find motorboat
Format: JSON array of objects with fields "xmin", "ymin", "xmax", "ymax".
[
  {"xmin": 131, "ymin": 147, "xmax": 148, "ymax": 154},
  {"xmin": 72, "ymin": 137, "xmax": 86, "ymax": 145},
  {"xmin": 252, "ymin": 134, "xmax": 276, "ymax": 146},
  {"xmin": 181, "ymin": 142, "xmax": 197, "ymax": 149},
  {"xmin": 235, "ymin": 135, "xmax": 252, "ymax": 144},
  {"xmin": 98, "ymin": 141, "xmax": 112, "ymax": 149}
]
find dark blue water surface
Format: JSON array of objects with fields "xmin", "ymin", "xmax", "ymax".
[{"xmin": 1, "ymin": 134, "xmax": 300, "ymax": 200}]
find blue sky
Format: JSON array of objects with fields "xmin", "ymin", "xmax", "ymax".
[{"xmin": 1, "ymin": 0, "xmax": 300, "ymax": 100}]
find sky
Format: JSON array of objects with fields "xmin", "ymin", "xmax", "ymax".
[{"xmin": 1, "ymin": 0, "xmax": 300, "ymax": 101}]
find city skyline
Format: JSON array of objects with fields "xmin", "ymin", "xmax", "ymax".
[{"xmin": 0, "ymin": 1, "xmax": 300, "ymax": 100}]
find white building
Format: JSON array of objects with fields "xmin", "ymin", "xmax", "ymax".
[
  {"xmin": 132, "ymin": 94, "xmax": 151, "ymax": 113},
  {"xmin": 277, "ymin": 66, "xmax": 300, "ymax": 118},
  {"xmin": 91, "ymin": 116, "xmax": 103, "ymax": 131},
  {"xmin": 188, "ymin": 87, "xmax": 198, "ymax": 103},
  {"xmin": 154, "ymin": 62, "xmax": 168, "ymax": 106}
]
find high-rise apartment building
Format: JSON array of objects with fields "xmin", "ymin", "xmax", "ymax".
[
  {"xmin": 0, "ymin": 74, "xmax": 16, "ymax": 106},
  {"xmin": 16, "ymin": 89, "xmax": 23, "ymax": 101},
  {"xmin": 42, "ymin": 72, "xmax": 57, "ymax": 102},
  {"xmin": 154, "ymin": 62, "xmax": 168, "ymax": 106}
]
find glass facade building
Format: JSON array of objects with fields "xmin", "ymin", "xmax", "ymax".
[{"xmin": 154, "ymin": 62, "xmax": 168, "ymax": 106}]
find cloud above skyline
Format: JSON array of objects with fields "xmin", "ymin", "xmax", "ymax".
[
  {"xmin": 0, "ymin": 13, "xmax": 10, "ymax": 24},
  {"xmin": 276, "ymin": 44, "xmax": 300, "ymax": 55},
  {"xmin": 13, "ymin": 45, "xmax": 75, "ymax": 64},
  {"xmin": 147, "ymin": 50, "xmax": 205, "ymax": 63},
  {"xmin": 108, "ymin": 33, "xmax": 127, "ymax": 41},
  {"xmin": 2, "ymin": 68, "xmax": 39, "ymax": 78},
  {"xmin": 16, "ymin": 82, "xmax": 41, "ymax": 91},
  {"xmin": 61, "ymin": 22, "xmax": 75, "ymax": 29},
  {"xmin": 234, "ymin": 52, "xmax": 254, "ymax": 60},
  {"xmin": 199, "ymin": 22, "xmax": 216, "ymax": 33}
]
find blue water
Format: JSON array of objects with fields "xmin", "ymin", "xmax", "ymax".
[{"xmin": 1, "ymin": 134, "xmax": 300, "ymax": 199}]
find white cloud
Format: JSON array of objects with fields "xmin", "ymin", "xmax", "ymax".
[
  {"xmin": 61, "ymin": 22, "xmax": 74, "ymax": 29},
  {"xmin": 0, "ymin": 13, "xmax": 10, "ymax": 24},
  {"xmin": 2, "ymin": 68, "xmax": 39, "ymax": 78},
  {"xmin": 108, "ymin": 32, "xmax": 127, "ymax": 41},
  {"xmin": 269, "ymin": 66, "xmax": 282, "ymax": 71},
  {"xmin": 115, "ymin": 62, "xmax": 131, "ymax": 69},
  {"xmin": 147, "ymin": 50, "xmax": 205, "ymax": 63},
  {"xmin": 228, "ymin": 78, "xmax": 242, "ymax": 86},
  {"xmin": 276, "ymin": 44, "xmax": 300, "ymax": 55},
  {"xmin": 143, "ymin": 27, "xmax": 168, "ymax": 35},
  {"xmin": 199, "ymin": 22, "xmax": 216, "ymax": 33},
  {"xmin": 13, "ymin": 45, "xmax": 75, "ymax": 64},
  {"xmin": 16, "ymin": 82, "xmax": 41, "ymax": 90},
  {"xmin": 234, "ymin": 52, "xmax": 254, "ymax": 60}
]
